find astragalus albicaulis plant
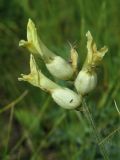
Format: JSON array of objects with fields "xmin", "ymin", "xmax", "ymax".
[
  {"xmin": 19, "ymin": 19, "xmax": 108, "ymax": 109},
  {"xmin": 18, "ymin": 19, "xmax": 109, "ymax": 159}
]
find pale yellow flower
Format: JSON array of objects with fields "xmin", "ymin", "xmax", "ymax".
[
  {"xmin": 19, "ymin": 54, "xmax": 82, "ymax": 109},
  {"xmin": 19, "ymin": 19, "xmax": 74, "ymax": 80},
  {"xmin": 75, "ymin": 31, "xmax": 108, "ymax": 95}
]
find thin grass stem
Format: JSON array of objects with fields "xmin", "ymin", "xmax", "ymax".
[{"xmin": 80, "ymin": 99, "xmax": 110, "ymax": 160}]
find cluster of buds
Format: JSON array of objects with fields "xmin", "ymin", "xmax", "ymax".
[{"xmin": 18, "ymin": 19, "xmax": 108, "ymax": 110}]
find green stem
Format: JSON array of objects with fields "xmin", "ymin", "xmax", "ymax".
[{"xmin": 80, "ymin": 99, "xmax": 109, "ymax": 160}]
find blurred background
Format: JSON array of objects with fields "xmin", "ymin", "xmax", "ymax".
[{"xmin": 0, "ymin": 0, "xmax": 120, "ymax": 159}]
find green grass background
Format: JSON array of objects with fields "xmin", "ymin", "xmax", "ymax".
[{"xmin": 0, "ymin": 0, "xmax": 120, "ymax": 159}]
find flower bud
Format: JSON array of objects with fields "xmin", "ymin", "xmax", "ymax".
[
  {"xmin": 18, "ymin": 54, "xmax": 82, "ymax": 109},
  {"xmin": 51, "ymin": 88, "xmax": 82, "ymax": 109},
  {"xmin": 19, "ymin": 19, "xmax": 73, "ymax": 80},
  {"xmin": 74, "ymin": 31, "xmax": 108, "ymax": 95},
  {"xmin": 46, "ymin": 56, "xmax": 73, "ymax": 80},
  {"xmin": 74, "ymin": 70, "xmax": 97, "ymax": 95}
]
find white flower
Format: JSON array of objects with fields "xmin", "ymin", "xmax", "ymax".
[
  {"xmin": 19, "ymin": 19, "xmax": 73, "ymax": 80},
  {"xmin": 75, "ymin": 31, "xmax": 108, "ymax": 95},
  {"xmin": 18, "ymin": 54, "xmax": 82, "ymax": 109}
]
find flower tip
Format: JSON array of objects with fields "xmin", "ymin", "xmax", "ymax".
[
  {"xmin": 101, "ymin": 46, "xmax": 108, "ymax": 52},
  {"xmin": 18, "ymin": 74, "xmax": 31, "ymax": 82},
  {"xmin": 86, "ymin": 30, "xmax": 92, "ymax": 40},
  {"xmin": 28, "ymin": 18, "xmax": 34, "ymax": 27},
  {"xmin": 18, "ymin": 74, "xmax": 25, "ymax": 81},
  {"xmin": 18, "ymin": 77, "xmax": 23, "ymax": 81},
  {"xmin": 28, "ymin": 18, "xmax": 32, "ymax": 23},
  {"xmin": 27, "ymin": 18, "xmax": 38, "ymax": 46},
  {"xmin": 86, "ymin": 30, "xmax": 90, "ymax": 36},
  {"xmin": 18, "ymin": 74, "xmax": 24, "ymax": 81},
  {"xmin": 99, "ymin": 46, "xmax": 108, "ymax": 57},
  {"xmin": 27, "ymin": 19, "xmax": 36, "ymax": 33},
  {"xmin": 19, "ymin": 40, "xmax": 27, "ymax": 47}
]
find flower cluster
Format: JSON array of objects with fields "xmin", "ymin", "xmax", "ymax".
[{"xmin": 18, "ymin": 19, "xmax": 108, "ymax": 109}]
